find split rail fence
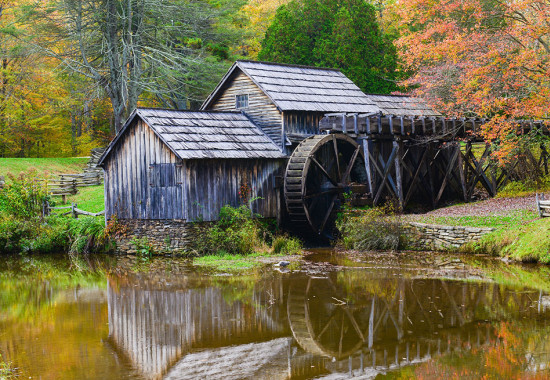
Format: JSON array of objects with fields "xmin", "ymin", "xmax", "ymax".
[
  {"xmin": 42, "ymin": 201, "xmax": 104, "ymax": 218},
  {"xmin": 47, "ymin": 172, "xmax": 103, "ymax": 202}
]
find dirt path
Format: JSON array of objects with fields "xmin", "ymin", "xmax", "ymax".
[{"xmin": 418, "ymin": 194, "xmax": 543, "ymax": 217}]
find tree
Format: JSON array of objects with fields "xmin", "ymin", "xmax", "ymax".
[
  {"xmin": 258, "ymin": 0, "xmax": 400, "ymax": 94},
  {"xmin": 395, "ymin": 0, "xmax": 550, "ymax": 161},
  {"xmin": 27, "ymin": 0, "xmax": 230, "ymax": 133}
]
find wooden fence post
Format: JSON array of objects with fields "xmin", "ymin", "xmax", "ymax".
[{"xmin": 72, "ymin": 203, "xmax": 78, "ymax": 218}]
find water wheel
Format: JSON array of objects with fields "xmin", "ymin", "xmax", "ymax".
[
  {"xmin": 284, "ymin": 134, "xmax": 368, "ymax": 235},
  {"xmin": 287, "ymin": 277, "xmax": 364, "ymax": 359}
]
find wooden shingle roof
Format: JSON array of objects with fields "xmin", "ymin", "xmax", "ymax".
[
  {"xmin": 202, "ymin": 60, "xmax": 381, "ymax": 114},
  {"xmin": 98, "ymin": 108, "xmax": 286, "ymax": 164},
  {"xmin": 366, "ymin": 94, "xmax": 441, "ymax": 117}
]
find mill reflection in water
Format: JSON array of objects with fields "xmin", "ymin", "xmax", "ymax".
[{"xmin": 107, "ymin": 269, "xmax": 550, "ymax": 379}]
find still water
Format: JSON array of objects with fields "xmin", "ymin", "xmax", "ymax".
[{"xmin": 0, "ymin": 253, "xmax": 549, "ymax": 379}]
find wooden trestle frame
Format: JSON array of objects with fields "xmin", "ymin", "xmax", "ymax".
[{"xmin": 319, "ymin": 113, "xmax": 550, "ymax": 209}]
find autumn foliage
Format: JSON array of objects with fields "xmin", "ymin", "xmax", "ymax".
[{"xmin": 396, "ymin": 0, "xmax": 550, "ymax": 161}]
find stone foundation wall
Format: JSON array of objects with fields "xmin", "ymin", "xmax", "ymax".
[
  {"xmin": 114, "ymin": 219, "xmax": 204, "ymax": 254},
  {"xmin": 404, "ymin": 222, "xmax": 495, "ymax": 250}
]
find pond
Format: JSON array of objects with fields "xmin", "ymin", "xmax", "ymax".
[{"xmin": 0, "ymin": 252, "xmax": 549, "ymax": 379}]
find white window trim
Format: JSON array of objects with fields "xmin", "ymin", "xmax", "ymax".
[{"xmin": 235, "ymin": 94, "xmax": 249, "ymax": 109}]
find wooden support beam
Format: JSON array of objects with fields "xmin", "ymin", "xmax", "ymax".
[
  {"xmin": 403, "ymin": 148, "xmax": 430, "ymax": 207},
  {"xmin": 361, "ymin": 138, "xmax": 374, "ymax": 195},
  {"xmin": 394, "ymin": 140, "xmax": 404, "ymax": 209},
  {"xmin": 366, "ymin": 117, "xmax": 372, "ymax": 134},
  {"xmin": 373, "ymin": 145, "xmax": 399, "ymax": 205},
  {"xmin": 435, "ymin": 146, "xmax": 460, "ymax": 205},
  {"xmin": 457, "ymin": 147, "xmax": 468, "ymax": 201}
]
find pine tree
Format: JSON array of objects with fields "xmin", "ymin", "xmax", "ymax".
[{"xmin": 258, "ymin": 0, "xmax": 399, "ymax": 94}]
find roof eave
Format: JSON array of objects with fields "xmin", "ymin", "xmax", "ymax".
[{"xmin": 97, "ymin": 109, "xmax": 185, "ymax": 167}]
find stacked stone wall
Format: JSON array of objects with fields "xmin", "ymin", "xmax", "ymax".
[
  {"xmin": 114, "ymin": 219, "xmax": 205, "ymax": 254},
  {"xmin": 404, "ymin": 222, "xmax": 494, "ymax": 250}
]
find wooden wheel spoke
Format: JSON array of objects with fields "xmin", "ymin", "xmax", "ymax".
[
  {"xmin": 343, "ymin": 307, "xmax": 365, "ymax": 342},
  {"xmin": 304, "ymin": 188, "xmax": 338, "ymax": 200},
  {"xmin": 311, "ymin": 156, "xmax": 338, "ymax": 186},
  {"xmin": 318, "ymin": 194, "xmax": 337, "ymax": 233},
  {"xmin": 333, "ymin": 135, "xmax": 341, "ymax": 182},
  {"xmin": 316, "ymin": 313, "xmax": 338, "ymax": 341}
]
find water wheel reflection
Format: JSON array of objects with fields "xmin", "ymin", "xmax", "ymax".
[{"xmin": 287, "ymin": 276, "xmax": 364, "ymax": 359}]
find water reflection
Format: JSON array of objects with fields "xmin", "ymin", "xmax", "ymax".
[{"xmin": 107, "ymin": 268, "xmax": 550, "ymax": 379}]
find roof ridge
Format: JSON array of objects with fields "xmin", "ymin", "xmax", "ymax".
[
  {"xmin": 137, "ymin": 107, "xmax": 243, "ymax": 115},
  {"xmin": 236, "ymin": 60, "xmax": 342, "ymax": 72},
  {"xmin": 363, "ymin": 93, "xmax": 420, "ymax": 98}
]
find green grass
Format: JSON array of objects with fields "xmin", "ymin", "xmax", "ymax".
[
  {"xmin": 0, "ymin": 355, "xmax": 14, "ymax": 379},
  {"xmin": 411, "ymin": 209, "xmax": 538, "ymax": 229},
  {"xmin": 463, "ymin": 218, "xmax": 550, "ymax": 264},
  {"xmin": 51, "ymin": 185, "xmax": 105, "ymax": 212},
  {"xmin": 497, "ymin": 175, "xmax": 550, "ymax": 198},
  {"xmin": 193, "ymin": 251, "xmax": 289, "ymax": 272},
  {"xmin": 0, "ymin": 157, "xmax": 88, "ymax": 178}
]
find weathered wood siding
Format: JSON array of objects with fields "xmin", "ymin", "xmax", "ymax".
[
  {"xmin": 104, "ymin": 119, "xmax": 184, "ymax": 220},
  {"xmin": 284, "ymin": 111, "xmax": 324, "ymax": 136},
  {"xmin": 181, "ymin": 158, "xmax": 285, "ymax": 221},
  {"xmin": 103, "ymin": 119, "xmax": 285, "ymax": 221},
  {"xmin": 209, "ymin": 71, "xmax": 283, "ymax": 148}
]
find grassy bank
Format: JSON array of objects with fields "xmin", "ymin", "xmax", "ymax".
[
  {"xmin": 464, "ymin": 218, "xmax": 550, "ymax": 264},
  {"xmin": 0, "ymin": 157, "xmax": 88, "ymax": 177}
]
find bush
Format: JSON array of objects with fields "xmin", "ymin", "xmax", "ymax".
[
  {"xmin": 0, "ymin": 215, "xmax": 112, "ymax": 255},
  {"xmin": 194, "ymin": 204, "xmax": 269, "ymax": 255},
  {"xmin": 0, "ymin": 170, "xmax": 49, "ymax": 219},
  {"xmin": 271, "ymin": 235, "xmax": 302, "ymax": 255},
  {"xmin": 336, "ymin": 205, "xmax": 405, "ymax": 251},
  {"xmin": 131, "ymin": 237, "xmax": 155, "ymax": 259},
  {"xmin": 67, "ymin": 217, "xmax": 111, "ymax": 255}
]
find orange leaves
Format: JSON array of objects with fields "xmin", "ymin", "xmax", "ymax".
[{"xmin": 396, "ymin": 0, "xmax": 550, "ymax": 162}]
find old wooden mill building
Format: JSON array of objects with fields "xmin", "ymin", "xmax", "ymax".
[{"xmin": 98, "ymin": 60, "xmax": 550, "ymax": 240}]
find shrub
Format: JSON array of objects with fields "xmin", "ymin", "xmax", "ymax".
[
  {"xmin": 336, "ymin": 205, "xmax": 405, "ymax": 251},
  {"xmin": 0, "ymin": 215, "xmax": 112, "ymax": 255},
  {"xmin": 67, "ymin": 217, "xmax": 111, "ymax": 255},
  {"xmin": 271, "ymin": 235, "xmax": 302, "ymax": 255},
  {"xmin": 194, "ymin": 204, "xmax": 268, "ymax": 255},
  {"xmin": 131, "ymin": 237, "xmax": 156, "ymax": 261},
  {"xmin": 0, "ymin": 170, "xmax": 49, "ymax": 219}
]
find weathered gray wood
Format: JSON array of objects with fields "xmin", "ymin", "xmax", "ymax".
[
  {"xmin": 434, "ymin": 147, "xmax": 460, "ymax": 205},
  {"xmin": 373, "ymin": 145, "xmax": 398, "ymax": 205},
  {"xmin": 394, "ymin": 141, "xmax": 404, "ymax": 209}
]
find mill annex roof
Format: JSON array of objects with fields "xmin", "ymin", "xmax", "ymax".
[
  {"xmin": 201, "ymin": 60, "xmax": 381, "ymax": 114},
  {"xmin": 98, "ymin": 108, "xmax": 286, "ymax": 165},
  {"xmin": 366, "ymin": 94, "xmax": 442, "ymax": 117}
]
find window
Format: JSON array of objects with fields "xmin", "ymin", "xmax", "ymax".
[
  {"xmin": 236, "ymin": 94, "xmax": 249, "ymax": 109},
  {"xmin": 149, "ymin": 163, "xmax": 177, "ymax": 187}
]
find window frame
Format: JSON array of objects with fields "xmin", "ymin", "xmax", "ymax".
[{"xmin": 235, "ymin": 94, "xmax": 249, "ymax": 109}]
